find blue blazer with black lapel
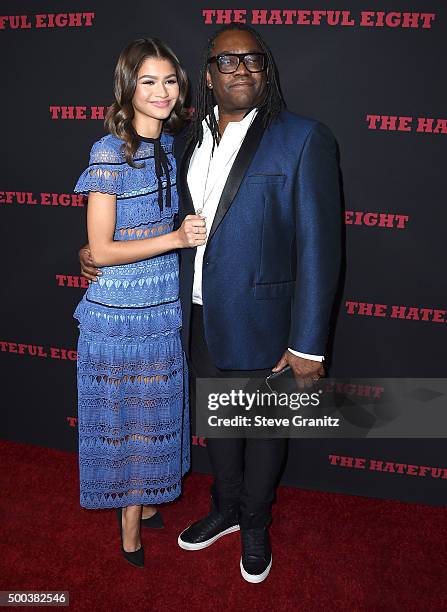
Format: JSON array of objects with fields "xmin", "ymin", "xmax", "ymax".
[{"xmin": 174, "ymin": 108, "xmax": 341, "ymax": 370}]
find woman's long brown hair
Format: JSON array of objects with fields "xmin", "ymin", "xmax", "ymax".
[{"xmin": 105, "ymin": 38, "xmax": 188, "ymax": 167}]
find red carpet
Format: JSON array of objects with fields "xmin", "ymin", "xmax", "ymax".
[{"xmin": 1, "ymin": 439, "xmax": 446, "ymax": 611}]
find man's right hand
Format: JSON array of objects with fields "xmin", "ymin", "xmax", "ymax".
[{"xmin": 79, "ymin": 244, "xmax": 101, "ymax": 282}]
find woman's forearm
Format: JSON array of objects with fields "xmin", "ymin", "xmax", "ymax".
[{"xmin": 90, "ymin": 230, "xmax": 182, "ymax": 267}]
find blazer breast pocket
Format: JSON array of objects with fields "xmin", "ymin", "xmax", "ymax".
[{"xmin": 245, "ymin": 174, "xmax": 286, "ymax": 186}]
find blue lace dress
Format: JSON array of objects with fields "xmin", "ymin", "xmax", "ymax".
[{"xmin": 73, "ymin": 132, "xmax": 190, "ymax": 509}]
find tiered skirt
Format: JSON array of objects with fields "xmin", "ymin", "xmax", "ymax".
[{"xmin": 73, "ymin": 295, "xmax": 190, "ymax": 509}]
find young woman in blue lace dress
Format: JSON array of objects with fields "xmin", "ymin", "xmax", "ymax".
[{"xmin": 73, "ymin": 38, "xmax": 206, "ymax": 567}]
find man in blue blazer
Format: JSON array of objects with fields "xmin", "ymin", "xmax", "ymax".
[{"xmin": 175, "ymin": 25, "xmax": 341, "ymax": 583}]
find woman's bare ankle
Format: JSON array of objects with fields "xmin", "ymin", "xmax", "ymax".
[{"xmin": 141, "ymin": 505, "xmax": 157, "ymax": 519}]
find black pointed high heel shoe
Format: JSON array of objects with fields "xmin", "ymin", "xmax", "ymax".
[
  {"xmin": 141, "ymin": 510, "xmax": 164, "ymax": 529},
  {"xmin": 116, "ymin": 507, "xmax": 144, "ymax": 568}
]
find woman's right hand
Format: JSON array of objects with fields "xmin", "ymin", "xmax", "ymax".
[{"xmin": 176, "ymin": 214, "xmax": 207, "ymax": 248}]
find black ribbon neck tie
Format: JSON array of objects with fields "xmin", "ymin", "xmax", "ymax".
[{"xmin": 154, "ymin": 139, "xmax": 171, "ymax": 214}]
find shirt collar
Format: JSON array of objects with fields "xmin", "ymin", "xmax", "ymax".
[{"xmin": 203, "ymin": 105, "xmax": 258, "ymax": 134}]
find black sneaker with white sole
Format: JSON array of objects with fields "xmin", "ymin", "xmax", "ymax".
[
  {"xmin": 178, "ymin": 503, "xmax": 239, "ymax": 551},
  {"xmin": 240, "ymin": 527, "xmax": 272, "ymax": 583}
]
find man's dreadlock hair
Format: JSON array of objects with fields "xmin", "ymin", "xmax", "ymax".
[{"xmin": 188, "ymin": 23, "xmax": 285, "ymax": 151}]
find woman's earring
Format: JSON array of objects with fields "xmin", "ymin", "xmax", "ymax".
[{"xmin": 207, "ymin": 82, "xmax": 213, "ymax": 89}]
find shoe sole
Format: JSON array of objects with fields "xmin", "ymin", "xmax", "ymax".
[
  {"xmin": 178, "ymin": 524, "xmax": 240, "ymax": 551},
  {"xmin": 240, "ymin": 555, "xmax": 272, "ymax": 583}
]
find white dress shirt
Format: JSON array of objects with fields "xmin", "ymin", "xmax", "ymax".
[{"xmin": 186, "ymin": 106, "xmax": 324, "ymax": 362}]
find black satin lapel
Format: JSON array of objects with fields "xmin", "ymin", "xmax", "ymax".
[
  {"xmin": 178, "ymin": 138, "xmax": 196, "ymax": 219},
  {"xmin": 206, "ymin": 110, "xmax": 266, "ymax": 247}
]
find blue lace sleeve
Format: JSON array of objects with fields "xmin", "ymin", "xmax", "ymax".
[{"xmin": 74, "ymin": 138, "xmax": 125, "ymax": 195}]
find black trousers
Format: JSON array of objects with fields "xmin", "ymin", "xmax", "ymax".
[{"xmin": 188, "ymin": 305, "xmax": 287, "ymax": 529}]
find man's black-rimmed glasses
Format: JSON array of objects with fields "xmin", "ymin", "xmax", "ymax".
[{"xmin": 207, "ymin": 53, "xmax": 267, "ymax": 74}]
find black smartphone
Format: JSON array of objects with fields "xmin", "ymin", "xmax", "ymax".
[{"xmin": 265, "ymin": 366, "xmax": 297, "ymax": 394}]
